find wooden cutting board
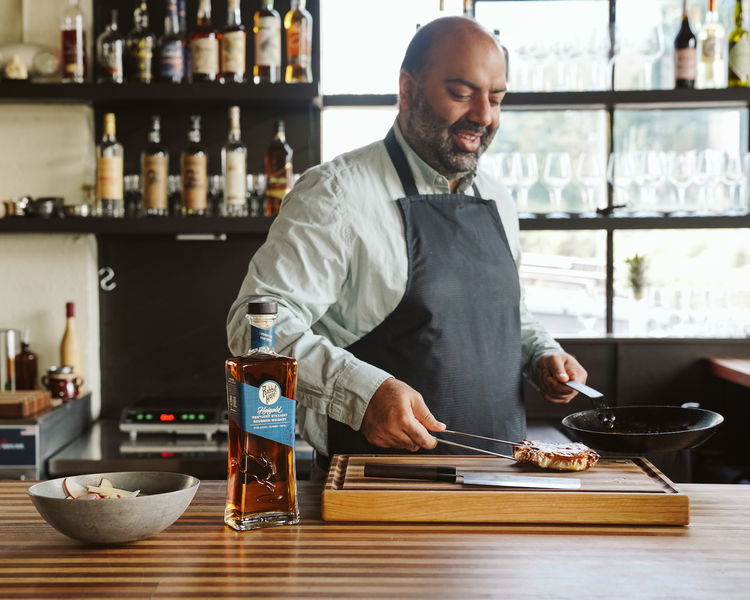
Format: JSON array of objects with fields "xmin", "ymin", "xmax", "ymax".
[
  {"xmin": 0, "ymin": 391, "xmax": 52, "ymax": 418},
  {"xmin": 322, "ymin": 454, "xmax": 689, "ymax": 525}
]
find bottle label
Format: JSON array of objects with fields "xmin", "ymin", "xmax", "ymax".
[
  {"xmin": 181, "ymin": 154, "xmax": 208, "ymax": 209},
  {"xmin": 190, "ymin": 37, "xmax": 219, "ymax": 75},
  {"xmin": 62, "ymin": 29, "xmax": 87, "ymax": 78},
  {"xmin": 674, "ymin": 47, "xmax": 696, "ymax": 80},
  {"xmin": 97, "ymin": 156, "xmax": 123, "ymax": 200},
  {"xmin": 286, "ymin": 22, "xmax": 311, "ymax": 67},
  {"xmin": 225, "ymin": 152, "xmax": 248, "ymax": 204},
  {"xmin": 266, "ymin": 164, "xmax": 293, "ymax": 200},
  {"xmin": 729, "ymin": 38, "xmax": 750, "ymax": 80},
  {"xmin": 221, "ymin": 30, "xmax": 246, "ymax": 74},
  {"xmin": 100, "ymin": 42, "xmax": 124, "ymax": 78},
  {"xmin": 159, "ymin": 40, "xmax": 185, "ymax": 79},
  {"xmin": 255, "ymin": 17, "xmax": 281, "ymax": 67},
  {"xmin": 142, "ymin": 155, "xmax": 168, "ymax": 209},
  {"xmin": 250, "ymin": 324, "xmax": 274, "ymax": 349},
  {"xmin": 702, "ymin": 35, "xmax": 725, "ymax": 60},
  {"xmin": 228, "ymin": 378, "xmax": 296, "ymax": 447},
  {"xmin": 132, "ymin": 39, "xmax": 154, "ymax": 79}
]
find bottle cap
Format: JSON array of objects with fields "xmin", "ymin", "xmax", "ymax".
[
  {"xmin": 247, "ymin": 301, "xmax": 277, "ymax": 315},
  {"xmin": 66, "ymin": 302, "xmax": 75, "ymax": 317}
]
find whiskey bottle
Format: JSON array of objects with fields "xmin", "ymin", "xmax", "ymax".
[
  {"xmin": 14, "ymin": 330, "xmax": 39, "ymax": 391},
  {"xmin": 222, "ymin": 106, "xmax": 248, "ymax": 216},
  {"xmin": 224, "ymin": 301, "xmax": 299, "ymax": 531},
  {"xmin": 141, "ymin": 115, "xmax": 169, "ymax": 216},
  {"xmin": 263, "ymin": 120, "xmax": 293, "ymax": 216},
  {"xmin": 284, "ymin": 0, "xmax": 313, "ymax": 83},
  {"xmin": 60, "ymin": 302, "xmax": 82, "ymax": 378},
  {"xmin": 158, "ymin": 0, "xmax": 185, "ymax": 83},
  {"xmin": 126, "ymin": 1, "xmax": 155, "ymax": 83},
  {"xmin": 61, "ymin": 0, "xmax": 87, "ymax": 83},
  {"xmin": 96, "ymin": 113, "xmax": 124, "ymax": 217},
  {"xmin": 190, "ymin": 0, "xmax": 220, "ymax": 82},
  {"xmin": 96, "ymin": 10, "xmax": 125, "ymax": 83},
  {"xmin": 221, "ymin": 0, "xmax": 247, "ymax": 83},
  {"xmin": 180, "ymin": 115, "xmax": 208, "ymax": 216},
  {"xmin": 728, "ymin": 0, "xmax": 750, "ymax": 87},
  {"xmin": 253, "ymin": 0, "xmax": 281, "ymax": 83}
]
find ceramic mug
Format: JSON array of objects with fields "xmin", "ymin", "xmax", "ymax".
[{"xmin": 42, "ymin": 367, "xmax": 83, "ymax": 401}]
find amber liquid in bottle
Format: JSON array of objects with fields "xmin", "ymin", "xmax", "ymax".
[{"xmin": 224, "ymin": 305, "xmax": 299, "ymax": 530}]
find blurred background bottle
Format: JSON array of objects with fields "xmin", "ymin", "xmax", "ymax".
[
  {"xmin": 253, "ymin": 0, "xmax": 281, "ymax": 83},
  {"xmin": 159, "ymin": 0, "xmax": 185, "ymax": 83},
  {"xmin": 15, "ymin": 330, "xmax": 39, "ymax": 391},
  {"xmin": 60, "ymin": 302, "xmax": 82, "ymax": 378},
  {"xmin": 728, "ymin": 0, "xmax": 750, "ymax": 87},
  {"xmin": 264, "ymin": 120, "xmax": 293, "ymax": 216},
  {"xmin": 673, "ymin": 0, "xmax": 697, "ymax": 88},
  {"xmin": 126, "ymin": 1, "xmax": 155, "ymax": 83},
  {"xmin": 97, "ymin": 9, "xmax": 125, "ymax": 83},
  {"xmin": 141, "ymin": 115, "xmax": 169, "ymax": 216},
  {"xmin": 284, "ymin": 0, "xmax": 313, "ymax": 83},
  {"xmin": 61, "ymin": 0, "xmax": 87, "ymax": 83},
  {"xmin": 96, "ymin": 113, "xmax": 124, "ymax": 217},
  {"xmin": 222, "ymin": 106, "xmax": 248, "ymax": 216},
  {"xmin": 181, "ymin": 115, "xmax": 208, "ymax": 216},
  {"xmin": 696, "ymin": 0, "xmax": 728, "ymax": 88},
  {"xmin": 190, "ymin": 0, "xmax": 220, "ymax": 82},
  {"xmin": 221, "ymin": 0, "xmax": 247, "ymax": 83}
]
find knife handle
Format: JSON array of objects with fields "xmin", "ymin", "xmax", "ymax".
[{"xmin": 363, "ymin": 463, "xmax": 457, "ymax": 482}]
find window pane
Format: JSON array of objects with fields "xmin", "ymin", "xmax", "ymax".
[
  {"xmin": 321, "ymin": 107, "xmax": 397, "ymax": 162},
  {"xmin": 613, "ymin": 229, "xmax": 750, "ymax": 337},
  {"xmin": 320, "ymin": 1, "xmax": 463, "ymax": 95},
  {"xmin": 520, "ymin": 231, "xmax": 607, "ymax": 337}
]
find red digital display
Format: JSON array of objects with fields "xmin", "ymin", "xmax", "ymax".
[{"xmin": 159, "ymin": 413, "xmax": 175, "ymax": 422}]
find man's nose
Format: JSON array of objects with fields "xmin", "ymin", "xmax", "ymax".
[{"xmin": 468, "ymin": 95, "xmax": 494, "ymax": 127}]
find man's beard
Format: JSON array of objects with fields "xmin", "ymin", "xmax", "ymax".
[{"xmin": 404, "ymin": 88, "xmax": 496, "ymax": 181}]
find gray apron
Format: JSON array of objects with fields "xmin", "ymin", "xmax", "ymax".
[{"xmin": 327, "ymin": 128, "xmax": 524, "ymax": 456}]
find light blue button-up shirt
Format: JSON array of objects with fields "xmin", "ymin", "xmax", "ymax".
[{"xmin": 227, "ymin": 122, "xmax": 563, "ymax": 455}]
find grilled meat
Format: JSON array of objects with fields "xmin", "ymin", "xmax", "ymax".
[{"xmin": 512, "ymin": 440, "xmax": 599, "ymax": 471}]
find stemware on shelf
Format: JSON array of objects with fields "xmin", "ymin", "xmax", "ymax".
[
  {"xmin": 694, "ymin": 149, "xmax": 723, "ymax": 216},
  {"xmin": 606, "ymin": 151, "xmax": 635, "ymax": 212},
  {"xmin": 665, "ymin": 150, "xmax": 696, "ymax": 216},
  {"xmin": 542, "ymin": 152, "xmax": 572, "ymax": 217},
  {"xmin": 575, "ymin": 151, "xmax": 604, "ymax": 216},
  {"xmin": 631, "ymin": 150, "xmax": 665, "ymax": 216},
  {"xmin": 513, "ymin": 152, "xmax": 538, "ymax": 218},
  {"xmin": 721, "ymin": 152, "xmax": 745, "ymax": 215}
]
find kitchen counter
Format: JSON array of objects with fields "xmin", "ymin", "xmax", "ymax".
[
  {"xmin": 708, "ymin": 357, "xmax": 750, "ymax": 389},
  {"xmin": 1, "ymin": 480, "xmax": 748, "ymax": 598}
]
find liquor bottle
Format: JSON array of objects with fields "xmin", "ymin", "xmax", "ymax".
[
  {"xmin": 61, "ymin": 0, "xmax": 87, "ymax": 83},
  {"xmin": 696, "ymin": 0, "xmax": 728, "ymax": 88},
  {"xmin": 96, "ymin": 10, "xmax": 125, "ymax": 83},
  {"xmin": 181, "ymin": 115, "xmax": 208, "ymax": 216},
  {"xmin": 158, "ymin": 0, "xmax": 185, "ymax": 83},
  {"xmin": 224, "ymin": 301, "xmax": 299, "ymax": 531},
  {"xmin": 221, "ymin": 0, "xmax": 247, "ymax": 83},
  {"xmin": 126, "ymin": 1, "xmax": 155, "ymax": 83},
  {"xmin": 14, "ymin": 330, "xmax": 39, "ymax": 391},
  {"xmin": 190, "ymin": 0, "xmax": 220, "ymax": 82},
  {"xmin": 253, "ymin": 0, "xmax": 281, "ymax": 83},
  {"xmin": 728, "ymin": 0, "xmax": 750, "ymax": 87},
  {"xmin": 168, "ymin": 174, "xmax": 182, "ymax": 215},
  {"xmin": 674, "ymin": 0, "xmax": 697, "ymax": 88},
  {"xmin": 96, "ymin": 113, "xmax": 124, "ymax": 218},
  {"xmin": 141, "ymin": 116, "xmax": 169, "ymax": 216},
  {"xmin": 284, "ymin": 0, "xmax": 313, "ymax": 83},
  {"xmin": 263, "ymin": 120, "xmax": 293, "ymax": 216},
  {"xmin": 60, "ymin": 302, "xmax": 82, "ymax": 377},
  {"xmin": 222, "ymin": 106, "xmax": 248, "ymax": 216}
]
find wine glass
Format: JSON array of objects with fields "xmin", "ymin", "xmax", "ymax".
[
  {"xmin": 632, "ymin": 150, "xmax": 665, "ymax": 216},
  {"xmin": 637, "ymin": 23, "xmax": 666, "ymax": 90},
  {"xmin": 513, "ymin": 152, "xmax": 538, "ymax": 217},
  {"xmin": 721, "ymin": 152, "xmax": 745, "ymax": 215},
  {"xmin": 490, "ymin": 152, "xmax": 520, "ymax": 198},
  {"xmin": 575, "ymin": 151, "xmax": 604, "ymax": 216},
  {"xmin": 665, "ymin": 151, "xmax": 696, "ymax": 215},
  {"xmin": 694, "ymin": 149, "xmax": 723, "ymax": 215},
  {"xmin": 542, "ymin": 152, "xmax": 572, "ymax": 217},
  {"xmin": 743, "ymin": 152, "xmax": 750, "ymax": 214},
  {"xmin": 607, "ymin": 151, "xmax": 635, "ymax": 212}
]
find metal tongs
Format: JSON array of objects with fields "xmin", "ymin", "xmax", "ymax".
[{"xmin": 434, "ymin": 430, "xmax": 520, "ymax": 460}]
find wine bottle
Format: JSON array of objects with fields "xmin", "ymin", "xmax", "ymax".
[
  {"xmin": 181, "ymin": 115, "xmax": 209, "ymax": 216},
  {"xmin": 728, "ymin": 0, "xmax": 750, "ymax": 87},
  {"xmin": 126, "ymin": 1, "xmax": 156, "ymax": 84},
  {"xmin": 141, "ymin": 116, "xmax": 169, "ymax": 216},
  {"xmin": 674, "ymin": 0, "xmax": 697, "ymax": 88},
  {"xmin": 96, "ymin": 113, "xmax": 124, "ymax": 218},
  {"xmin": 221, "ymin": 0, "xmax": 247, "ymax": 83},
  {"xmin": 696, "ymin": 0, "xmax": 728, "ymax": 89},
  {"xmin": 190, "ymin": 0, "xmax": 220, "ymax": 83},
  {"xmin": 158, "ymin": 0, "xmax": 185, "ymax": 83},
  {"xmin": 97, "ymin": 10, "xmax": 125, "ymax": 83},
  {"xmin": 263, "ymin": 120, "xmax": 293, "ymax": 216},
  {"xmin": 60, "ymin": 302, "xmax": 82, "ymax": 378},
  {"xmin": 14, "ymin": 330, "xmax": 39, "ymax": 391},
  {"xmin": 253, "ymin": 0, "xmax": 281, "ymax": 83},
  {"xmin": 222, "ymin": 106, "xmax": 248, "ymax": 216},
  {"xmin": 61, "ymin": 0, "xmax": 87, "ymax": 83},
  {"xmin": 284, "ymin": 0, "xmax": 313, "ymax": 83}
]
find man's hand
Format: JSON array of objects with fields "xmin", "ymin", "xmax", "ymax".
[
  {"xmin": 360, "ymin": 378, "xmax": 446, "ymax": 452},
  {"xmin": 536, "ymin": 352, "xmax": 587, "ymax": 404}
]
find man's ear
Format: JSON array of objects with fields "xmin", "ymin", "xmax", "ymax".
[{"xmin": 398, "ymin": 70, "xmax": 416, "ymax": 115}]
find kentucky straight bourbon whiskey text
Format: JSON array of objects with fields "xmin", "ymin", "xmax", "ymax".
[{"xmin": 224, "ymin": 301, "xmax": 299, "ymax": 530}]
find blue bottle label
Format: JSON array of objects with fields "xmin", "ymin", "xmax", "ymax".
[
  {"xmin": 250, "ymin": 324, "xmax": 274, "ymax": 349},
  {"xmin": 160, "ymin": 41, "xmax": 185, "ymax": 79},
  {"xmin": 227, "ymin": 377, "xmax": 295, "ymax": 447}
]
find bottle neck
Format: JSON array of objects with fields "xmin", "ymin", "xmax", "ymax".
[
  {"xmin": 108, "ymin": 10, "xmax": 118, "ymax": 31},
  {"xmin": 148, "ymin": 125, "xmax": 161, "ymax": 144},
  {"xmin": 261, "ymin": 0, "xmax": 274, "ymax": 10},
  {"xmin": 227, "ymin": 0, "xmax": 241, "ymax": 25},
  {"xmin": 198, "ymin": 0, "xmax": 212, "ymax": 24},
  {"xmin": 134, "ymin": 3, "xmax": 149, "ymax": 29},
  {"xmin": 247, "ymin": 314, "xmax": 277, "ymax": 351},
  {"xmin": 165, "ymin": 0, "xmax": 180, "ymax": 34},
  {"xmin": 103, "ymin": 115, "xmax": 116, "ymax": 140},
  {"xmin": 737, "ymin": 0, "xmax": 745, "ymax": 27},
  {"xmin": 189, "ymin": 122, "xmax": 202, "ymax": 143},
  {"xmin": 228, "ymin": 107, "xmax": 241, "ymax": 140},
  {"xmin": 707, "ymin": 0, "xmax": 718, "ymax": 15},
  {"xmin": 291, "ymin": 0, "xmax": 305, "ymax": 9}
]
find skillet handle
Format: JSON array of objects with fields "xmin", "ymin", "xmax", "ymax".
[
  {"xmin": 363, "ymin": 463, "xmax": 457, "ymax": 482},
  {"xmin": 564, "ymin": 380, "xmax": 604, "ymax": 399}
]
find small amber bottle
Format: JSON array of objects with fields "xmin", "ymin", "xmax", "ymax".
[{"xmin": 15, "ymin": 330, "xmax": 39, "ymax": 391}]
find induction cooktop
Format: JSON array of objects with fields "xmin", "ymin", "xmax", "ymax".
[{"xmin": 119, "ymin": 397, "xmax": 225, "ymax": 441}]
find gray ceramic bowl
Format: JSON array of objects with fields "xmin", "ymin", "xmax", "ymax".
[{"xmin": 28, "ymin": 471, "xmax": 200, "ymax": 544}]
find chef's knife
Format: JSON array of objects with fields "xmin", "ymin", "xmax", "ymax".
[{"xmin": 363, "ymin": 463, "xmax": 581, "ymax": 490}]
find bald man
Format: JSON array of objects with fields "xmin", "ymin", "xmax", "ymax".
[{"xmin": 227, "ymin": 17, "xmax": 587, "ymax": 466}]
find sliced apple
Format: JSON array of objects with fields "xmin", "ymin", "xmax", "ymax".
[
  {"xmin": 63, "ymin": 477, "xmax": 88, "ymax": 499},
  {"xmin": 86, "ymin": 484, "xmax": 137, "ymax": 498},
  {"xmin": 98, "ymin": 477, "xmax": 114, "ymax": 488}
]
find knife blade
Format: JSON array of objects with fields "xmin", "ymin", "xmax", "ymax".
[{"xmin": 363, "ymin": 463, "xmax": 581, "ymax": 490}]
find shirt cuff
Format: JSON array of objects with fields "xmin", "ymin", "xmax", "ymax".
[{"xmin": 328, "ymin": 359, "xmax": 393, "ymax": 430}]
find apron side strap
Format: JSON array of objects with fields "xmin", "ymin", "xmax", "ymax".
[{"xmin": 384, "ymin": 128, "xmax": 420, "ymax": 198}]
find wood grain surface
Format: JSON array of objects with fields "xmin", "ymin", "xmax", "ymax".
[{"xmin": 0, "ymin": 480, "xmax": 749, "ymax": 599}]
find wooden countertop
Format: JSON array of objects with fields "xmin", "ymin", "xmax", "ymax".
[
  {"xmin": 708, "ymin": 357, "xmax": 750, "ymax": 389},
  {"xmin": 1, "ymin": 480, "xmax": 749, "ymax": 599}
]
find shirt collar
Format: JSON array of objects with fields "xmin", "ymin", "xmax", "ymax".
[{"xmin": 392, "ymin": 121, "xmax": 476, "ymax": 195}]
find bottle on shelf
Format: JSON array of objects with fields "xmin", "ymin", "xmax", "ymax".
[
  {"xmin": 141, "ymin": 116, "xmax": 169, "ymax": 216},
  {"xmin": 96, "ymin": 9, "xmax": 125, "ymax": 83},
  {"xmin": 126, "ymin": 0, "xmax": 155, "ymax": 83},
  {"xmin": 728, "ymin": 0, "xmax": 750, "ymax": 87},
  {"xmin": 61, "ymin": 0, "xmax": 87, "ymax": 83},
  {"xmin": 190, "ymin": 0, "xmax": 220, "ymax": 83},
  {"xmin": 222, "ymin": 106, "xmax": 248, "ymax": 217},
  {"xmin": 14, "ymin": 330, "xmax": 39, "ymax": 391},
  {"xmin": 696, "ymin": 0, "xmax": 728, "ymax": 89},
  {"xmin": 221, "ymin": 0, "xmax": 247, "ymax": 83},
  {"xmin": 168, "ymin": 174, "xmax": 182, "ymax": 215},
  {"xmin": 60, "ymin": 302, "xmax": 82, "ymax": 378},
  {"xmin": 674, "ymin": 0, "xmax": 697, "ymax": 88},
  {"xmin": 253, "ymin": 0, "xmax": 282, "ymax": 83},
  {"xmin": 224, "ymin": 301, "xmax": 299, "ymax": 531},
  {"xmin": 263, "ymin": 120, "xmax": 293, "ymax": 216},
  {"xmin": 158, "ymin": 0, "xmax": 186, "ymax": 83},
  {"xmin": 96, "ymin": 113, "xmax": 124, "ymax": 218},
  {"xmin": 181, "ymin": 115, "xmax": 209, "ymax": 216},
  {"xmin": 124, "ymin": 174, "xmax": 142, "ymax": 217},
  {"xmin": 284, "ymin": 0, "xmax": 313, "ymax": 83}
]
